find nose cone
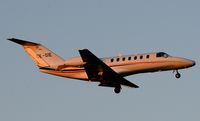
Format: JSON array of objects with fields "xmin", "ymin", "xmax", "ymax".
[
  {"xmin": 185, "ymin": 59, "xmax": 196, "ymax": 68},
  {"xmin": 191, "ymin": 60, "xmax": 196, "ymax": 67},
  {"xmin": 173, "ymin": 57, "xmax": 195, "ymax": 69}
]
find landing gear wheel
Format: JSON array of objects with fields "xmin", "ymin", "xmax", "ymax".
[
  {"xmin": 174, "ymin": 70, "xmax": 181, "ymax": 79},
  {"xmin": 175, "ymin": 72, "xmax": 181, "ymax": 79},
  {"xmin": 114, "ymin": 87, "xmax": 121, "ymax": 94}
]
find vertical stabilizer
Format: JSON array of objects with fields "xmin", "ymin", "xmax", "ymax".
[{"xmin": 8, "ymin": 38, "xmax": 64, "ymax": 68}]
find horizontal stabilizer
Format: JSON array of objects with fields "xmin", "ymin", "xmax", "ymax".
[{"xmin": 8, "ymin": 38, "xmax": 39, "ymax": 46}]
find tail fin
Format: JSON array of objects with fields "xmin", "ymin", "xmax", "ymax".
[{"xmin": 8, "ymin": 38, "xmax": 64, "ymax": 68}]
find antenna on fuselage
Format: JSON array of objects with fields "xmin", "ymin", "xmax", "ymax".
[{"xmin": 117, "ymin": 53, "xmax": 123, "ymax": 57}]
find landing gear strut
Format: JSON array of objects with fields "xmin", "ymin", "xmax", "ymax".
[
  {"xmin": 175, "ymin": 70, "xmax": 181, "ymax": 79},
  {"xmin": 114, "ymin": 87, "xmax": 121, "ymax": 94}
]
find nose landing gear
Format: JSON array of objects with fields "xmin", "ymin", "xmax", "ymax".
[{"xmin": 174, "ymin": 70, "xmax": 181, "ymax": 79}]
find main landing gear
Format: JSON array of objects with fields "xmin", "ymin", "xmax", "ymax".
[
  {"xmin": 174, "ymin": 70, "xmax": 181, "ymax": 79},
  {"xmin": 114, "ymin": 87, "xmax": 121, "ymax": 94}
]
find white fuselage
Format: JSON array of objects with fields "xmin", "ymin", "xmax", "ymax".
[
  {"xmin": 9, "ymin": 38, "xmax": 196, "ymax": 93},
  {"xmin": 39, "ymin": 52, "xmax": 195, "ymax": 82}
]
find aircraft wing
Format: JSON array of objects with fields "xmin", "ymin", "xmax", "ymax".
[{"xmin": 79, "ymin": 49, "xmax": 139, "ymax": 88}]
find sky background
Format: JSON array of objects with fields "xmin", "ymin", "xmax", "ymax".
[{"xmin": 1, "ymin": 0, "xmax": 199, "ymax": 121}]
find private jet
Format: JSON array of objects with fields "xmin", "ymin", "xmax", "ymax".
[{"xmin": 8, "ymin": 38, "xmax": 196, "ymax": 93}]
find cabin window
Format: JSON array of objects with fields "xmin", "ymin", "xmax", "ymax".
[
  {"xmin": 116, "ymin": 58, "xmax": 120, "ymax": 62},
  {"xmin": 134, "ymin": 56, "xmax": 137, "ymax": 60},
  {"xmin": 111, "ymin": 58, "xmax": 114, "ymax": 62},
  {"xmin": 140, "ymin": 55, "xmax": 143, "ymax": 59},
  {"xmin": 128, "ymin": 56, "xmax": 131, "ymax": 60},
  {"xmin": 122, "ymin": 57, "xmax": 126, "ymax": 61},
  {"xmin": 146, "ymin": 55, "xmax": 150, "ymax": 59}
]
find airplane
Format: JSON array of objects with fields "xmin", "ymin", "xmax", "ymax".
[{"xmin": 8, "ymin": 38, "xmax": 196, "ymax": 94}]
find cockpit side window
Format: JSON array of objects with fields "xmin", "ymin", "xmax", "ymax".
[{"xmin": 156, "ymin": 52, "xmax": 169, "ymax": 58}]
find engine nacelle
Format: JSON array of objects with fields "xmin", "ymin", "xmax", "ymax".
[
  {"xmin": 64, "ymin": 56, "xmax": 84, "ymax": 67},
  {"xmin": 56, "ymin": 56, "xmax": 85, "ymax": 71}
]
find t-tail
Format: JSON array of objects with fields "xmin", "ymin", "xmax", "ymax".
[{"xmin": 8, "ymin": 38, "xmax": 64, "ymax": 69}]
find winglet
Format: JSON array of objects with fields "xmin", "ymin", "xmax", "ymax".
[{"xmin": 8, "ymin": 38, "xmax": 40, "ymax": 46}]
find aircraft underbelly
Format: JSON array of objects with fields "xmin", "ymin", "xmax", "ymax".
[{"xmin": 39, "ymin": 69, "xmax": 89, "ymax": 81}]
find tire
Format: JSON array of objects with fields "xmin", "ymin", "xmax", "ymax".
[
  {"xmin": 114, "ymin": 87, "xmax": 121, "ymax": 94},
  {"xmin": 175, "ymin": 73, "xmax": 181, "ymax": 78}
]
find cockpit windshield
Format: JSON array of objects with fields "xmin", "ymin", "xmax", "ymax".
[{"xmin": 156, "ymin": 52, "xmax": 169, "ymax": 58}]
